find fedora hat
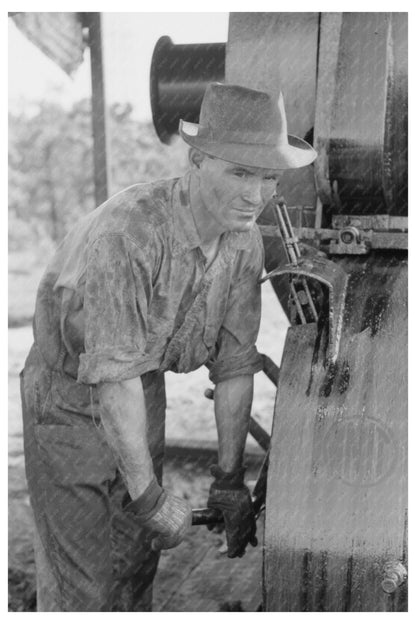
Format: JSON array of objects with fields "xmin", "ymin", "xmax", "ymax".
[{"xmin": 179, "ymin": 83, "xmax": 316, "ymax": 170}]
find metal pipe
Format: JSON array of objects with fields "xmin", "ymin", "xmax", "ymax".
[
  {"xmin": 281, "ymin": 201, "xmax": 302, "ymax": 260},
  {"xmin": 248, "ymin": 417, "xmax": 271, "ymax": 451},
  {"xmin": 192, "ymin": 492, "xmax": 266, "ymax": 526},
  {"xmin": 301, "ymin": 277, "xmax": 319, "ymax": 321},
  {"xmin": 290, "ymin": 281, "xmax": 307, "ymax": 324},
  {"xmin": 84, "ymin": 12, "xmax": 110, "ymax": 206},
  {"xmin": 261, "ymin": 353, "xmax": 280, "ymax": 387},
  {"xmin": 274, "ymin": 203, "xmax": 298, "ymax": 265}
]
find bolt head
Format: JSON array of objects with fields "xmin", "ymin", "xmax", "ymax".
[
  {"xmin": 340, "ymin": 230, "xmax": 354, "ymax": 244},
  {"xmin": 381, "ymin": 575, "xmax": 399, "ymax": 594}
]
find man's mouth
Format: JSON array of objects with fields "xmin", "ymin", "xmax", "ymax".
[{"xmin": 234, "ymin": 207, "xmax": 257, "ymax": 218}]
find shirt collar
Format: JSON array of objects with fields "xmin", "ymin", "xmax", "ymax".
[{"xmin": 171, "ymin": 173, "xmax": 251, "ymax": 257}]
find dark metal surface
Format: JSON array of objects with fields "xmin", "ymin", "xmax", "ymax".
[
  {"xmin": 150, "ymin": 36, "xmax": 225, "ymax": 144},
  {"xmin": 314, "ymin": 13, "xmax": 408, "ymax": 217},
  {"xmin": 192, "ymin": 507, "xmax": 224, "ymax": 526},
  {"xmin": 264, "ymin": 253, "xmax": 407, "ymax": 611}
]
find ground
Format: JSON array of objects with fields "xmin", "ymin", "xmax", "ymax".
[{"xmin": 8, "ymin": 249, "xmax": 289, "ymax": 611}]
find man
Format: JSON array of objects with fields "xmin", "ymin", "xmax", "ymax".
[{"xmin": 20, "ymin": 83, "xmax": 316, "ymax": 611}]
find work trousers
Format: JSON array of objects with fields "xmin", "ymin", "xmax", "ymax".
[{"xmin": 20, "ymin": 344, "xmax": 166, "ymax": 612}]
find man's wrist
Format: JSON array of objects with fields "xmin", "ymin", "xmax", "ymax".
[
  {"xmin": 122, "ymin": 476, "xmax": 167, "ymax": 522},
  {"xmin": 210, "ymin": 464, "xmax": 246, "ymax": 490},
  {"xmin": 126, "ymin": 464, "xmax": 155, "ymax": 500}
]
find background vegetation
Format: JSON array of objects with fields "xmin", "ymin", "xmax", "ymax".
[
  {"xmin": 8, "ymin": 99, "xmax": 189, "ymax": 325},
  {"xmin": 9, "ymin": 99, "xmax": 189, "ymax": 253}
]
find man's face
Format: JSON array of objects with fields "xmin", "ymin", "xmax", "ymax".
[{"xmin": 197, "ymin": 156, "xmax": 282, "ymax": 233}]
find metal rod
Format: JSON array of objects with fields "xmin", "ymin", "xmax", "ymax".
[
  {"xmin": 273, "ymin": 203, "xmax": 298, "ymax": 264},
  {"xmin": 192, "ymin": 489, "xmax": 266, "ymax": 526},
  {"xmin": 281, "ymin": 201, "xmax": 302, "ymax": 259},
  {"xmin": 301, "ymin": 277, "xmax": 319, "ymax": 321},
  {"xmin": 277, "ymin": 198, "xmax": 319, "ymax": 322},
  {"xmin": 290, "ymin": 281, "xmax": 307, "ymax": 324},
  {"xmin": 85, "ymin": 12, "xmax": 110, "ymax": 206},
  {"xmin": 192, "ymin": 507, "xmax": 224, "ymax": 526},
  {"xmin": 273, "ymin": 199, "xmax": 309, "ymax": 321},
  {"xmin": 248, "ymin": 417, "xmax": 271, "ymax": 452},
  {"xmin": 261, "ymin": 353, "xmax": 280, "ymax": 387}
]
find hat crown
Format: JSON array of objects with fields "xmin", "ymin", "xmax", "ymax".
[
  {"xmin": 178, "ymin": 81, "xmax": 317, "ymax": 170},
  {"xmin": 198, "ymin": 83, "xmax": 288, "ymax": 146}
]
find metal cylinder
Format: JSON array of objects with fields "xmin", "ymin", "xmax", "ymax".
[
  {"xmin": 314, "ymin": 13, "xmax": 408, "ymax": 217},
  {"xmin": 150, "ymin": 36, "xmax": 225, "ymax": 144}
]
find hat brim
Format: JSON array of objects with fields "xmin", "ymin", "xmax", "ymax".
[{"xmin": 179, "ymin": 120, "xmax": 317, "ymax": 170}]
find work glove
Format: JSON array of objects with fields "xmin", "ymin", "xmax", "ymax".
[
  {"xmin": 207, "ymin": 464, "xmax": 257, "ymax": 558},
  {"xmin": 123, "ymin": 477, "xmax": 192, "ymax": 551}
]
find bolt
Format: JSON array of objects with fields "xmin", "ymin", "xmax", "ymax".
[
  {"xmin": 339, "ymin": 226, "xmax": 361, "ymax": 245},
  {"xmin": 381, "ymin": 561, "xmax": 407, "ymax": 594},
  {"xmin": 341, "ymin": 231, "xmax": 354, "ymax": 244}
]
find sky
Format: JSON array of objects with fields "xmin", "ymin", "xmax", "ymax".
[{"xmin": 8, "ymin": 13, "xmax": 229, "ymax": 121}]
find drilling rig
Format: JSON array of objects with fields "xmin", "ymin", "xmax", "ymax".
[{"xmin": 150, "ymin": 12, "xmax": 408, "ymax": 612}]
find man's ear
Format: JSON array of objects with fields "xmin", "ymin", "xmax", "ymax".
[{"xmin": 188, "ymin": 148, "xmax": 205, "ymax": 170}]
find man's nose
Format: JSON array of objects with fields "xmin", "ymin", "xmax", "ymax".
[{"xmin": 242, "ymin": 180, "xmax": 262, "ymax": 205}]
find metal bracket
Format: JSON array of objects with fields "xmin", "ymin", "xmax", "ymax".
[
  {"xmin": 329, "ymin": 214, "xmax": 408, "ymax": 254},
  {"xmin": 329, "ymin": 226, "xmax": 369, "ymax": 254},
  {"xmin": 260, "ymin": 255, "xmax": 349, "ymax": 364}
]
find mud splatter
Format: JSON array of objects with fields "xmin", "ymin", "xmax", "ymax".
[
  {"xmin": 338, "ymin": 361, "xmax": 351, "ymax": 394},
  {"xmin": 360, "ymin": 293, "xmax": 390, "ymax": 336},
  {"xmin": 319, "ymin": 361, "xmax": 339, "ymax": 398}
]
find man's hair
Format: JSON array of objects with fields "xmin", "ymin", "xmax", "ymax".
[{"xmin": 189, "ymin": 147, "xmax": 214, "ymax": 160}]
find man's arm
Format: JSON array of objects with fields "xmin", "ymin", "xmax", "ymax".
[
  {"xmin": 214, "ymin": 375, "xmax": 253, "ymax": 472},
  {"xmin": 98, "ymin": 377, "xmax": 154, "ymax": 499},
  {"xmin": 208, "ymin": 374, "xmax": 257, "ymax": 558},
  {"xmin": 97, "ymin": 377, "xmax": 192, "ymax": 549}
]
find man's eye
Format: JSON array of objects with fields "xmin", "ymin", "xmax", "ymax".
[
  {"xmin": 233, "ymin": 170, "xmax": 247, "ymax": 177},
  {"xmin": 264, "ymin": 176, "xmax": 279, "ymax": 182}
]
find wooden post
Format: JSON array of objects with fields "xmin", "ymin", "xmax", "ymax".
[{"xmin": 84, "ymin": 12, "xmax": 110, "ymax": 206}]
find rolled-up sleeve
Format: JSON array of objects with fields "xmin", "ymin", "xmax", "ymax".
[
  {"xmin": 78, "ymin": 232, "xmax": 157, "ymax": 384},
  {"xmin": 207, "ymin": 234, "xmax": 264, "ymax": 384}
]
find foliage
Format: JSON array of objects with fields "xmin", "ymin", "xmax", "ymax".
[{"xmin": 8, "ymin": 99, "xmax": 189, "ymax": 250}]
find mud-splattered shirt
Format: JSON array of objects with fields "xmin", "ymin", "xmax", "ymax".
[{"xmin": 33, "ymin": 173, "xmax": 264, "ymax": 389}]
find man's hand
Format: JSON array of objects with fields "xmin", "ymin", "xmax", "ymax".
[
  {"xmin": 207, "ymin": 465, "xmax": 257, "ymax": 558},
  {"xmin": 146, "ymin": 492, "xmax": 192, "ymax": 551},
  {"xmin": 123, "ymin": 476, "xmax": 192, "ymax": 551}
]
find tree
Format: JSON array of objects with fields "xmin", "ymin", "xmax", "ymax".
[{"xmin": 9, "ymin": 99, "xmax": 189, "ymax": 251}]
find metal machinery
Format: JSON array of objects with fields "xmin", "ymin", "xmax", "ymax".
[{"xmin": 150, "ymin": 13, "xmax": 408, "ymax": 611}]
